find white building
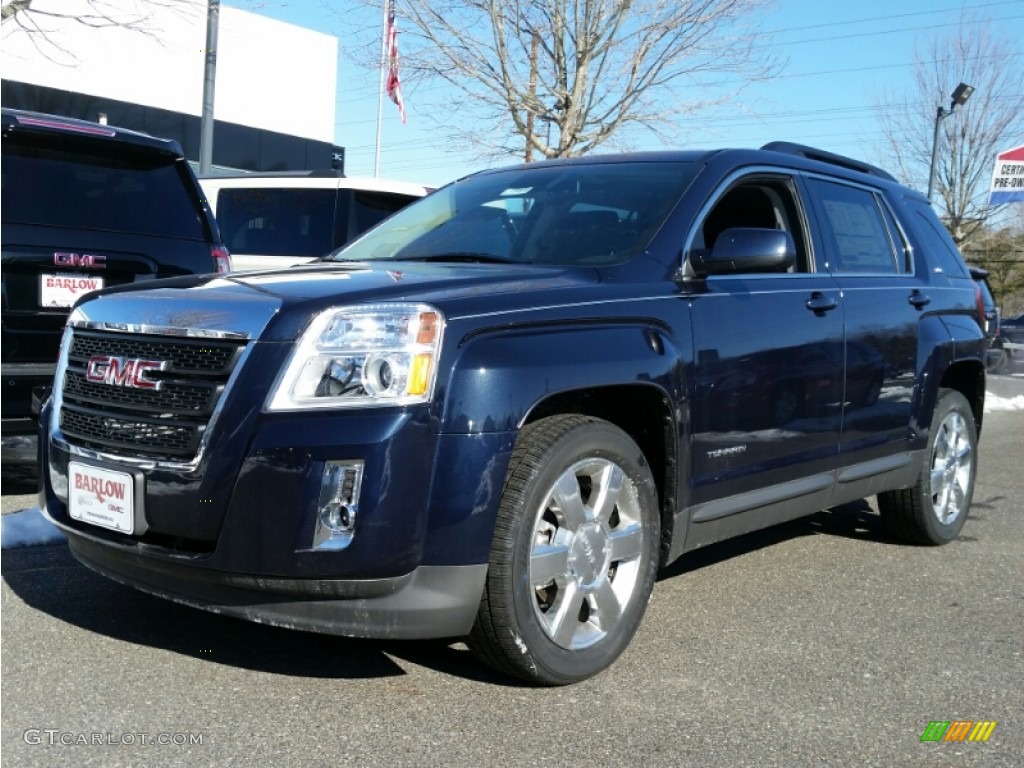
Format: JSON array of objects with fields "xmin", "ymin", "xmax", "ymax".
[{"xmin": 1, "ymin": 0, "xmax": 341, "ymax": 172}]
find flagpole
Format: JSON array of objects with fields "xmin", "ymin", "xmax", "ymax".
[{"xmin": 374, "ymin": 1, "xmax": 388, "ymax": 178}]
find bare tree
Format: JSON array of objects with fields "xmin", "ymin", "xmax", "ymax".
[
  {"xmin": 391, "ymin": 0, "xmax": 777, "ymax": 161},
  {"xmin": 875, "ymin": 18, "xmax": 1024, "ymax": 246},
  {"xmin": 1, "ymin": 0, "xmax": 204, "ymax": 64}
]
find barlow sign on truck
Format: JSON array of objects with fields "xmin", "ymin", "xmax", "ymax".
[{"xmin": 990, "ymin": 145, "xmax": 1024, "ymax": 204}]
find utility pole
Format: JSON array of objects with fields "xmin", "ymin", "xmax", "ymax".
[
  {"xmin": 199, "ymin": 0, "xmax": 220, "ymax": 175},
  {"xmin": 927, "ymin": 82, "xmax": 974, "ymax": 203},
  {"xmin": 374, "ymin": 1, "xmax": 388, "ymax": 177}
]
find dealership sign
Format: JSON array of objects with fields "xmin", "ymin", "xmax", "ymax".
[{"xmin": 989, "ymin": 145, "xmax": 1024, "ymax": 204}]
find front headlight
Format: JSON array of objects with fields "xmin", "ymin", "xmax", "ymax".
[{"xmin": 265, "ymin": 304, "xmax": 445, "ymax": 411}]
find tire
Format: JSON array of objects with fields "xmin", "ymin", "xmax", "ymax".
[
  {"xmin": 468, "ymin": 415, "xmax": 660, "ymax": 685},
  {"xmin": 877, "ymin": 388, "xmax": 977, "ymax": 545}
]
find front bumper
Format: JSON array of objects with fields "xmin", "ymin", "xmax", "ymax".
[
  {"xmin": 64, "ymin": 532, "xmax": 486, "ymax": 639},
  {"xmin": 40, "ymin": 397, "xmax": 516, "ymax": 638}
]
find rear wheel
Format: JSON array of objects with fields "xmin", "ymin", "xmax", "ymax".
[
  {"xmin": 878, "ymin": 388, "xmax": 977, "ymax": 545},
  {"xmin": 468, "ymin": 415, "xmax": 660, "ymax": 685}
]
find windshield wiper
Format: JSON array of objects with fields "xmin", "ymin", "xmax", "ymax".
[{"xmin": 397, "ymin": 252, "xmax": 519, "ymax": 265}]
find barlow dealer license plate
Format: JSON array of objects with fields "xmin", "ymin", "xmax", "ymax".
[
  {"xmin": 40, "ymin": 273, "xmax": 104, "ymax": 308},
  {"xmin": 68, "ymin": 461, "xmax": 136, "ymax": 534}
]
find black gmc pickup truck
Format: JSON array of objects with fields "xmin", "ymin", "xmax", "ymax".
[{"xmin": 38, "ymin": 143, "xmax": 987, "ymax": 684}]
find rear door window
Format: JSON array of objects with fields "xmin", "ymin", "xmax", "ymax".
[
  {"xmin": 806, "ymin": 179, "xmax": 904, "ymax": 274},
  {"xmin": 216, "ymin": 188, "xmax": 337, "ymax": 257},
  {"xmin": 2, "ymin": 135, "xmax": 204, "ymax": 240}
]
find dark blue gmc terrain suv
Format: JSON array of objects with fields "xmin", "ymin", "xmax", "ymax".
[{"xmin": 39, "ymin": 143, "xmax": 988, "ymax": 684}]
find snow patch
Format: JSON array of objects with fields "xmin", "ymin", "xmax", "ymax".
[
  {"xmin": 1, "ymin": 507, "xmax": 66, "ymax": 549},
  {"xmin": 984, "ymin": 394, "xmax": 1024, "ymax": 413}
]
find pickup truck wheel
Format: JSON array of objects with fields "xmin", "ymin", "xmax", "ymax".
[
  {"xmin": 877, "ymin": 388, "xmax": 976, "ymax": 545},
  {"xmin": 468, "ymin": 415, "xmax": 660, "ymax": 685}
]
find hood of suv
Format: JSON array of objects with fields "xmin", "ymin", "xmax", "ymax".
[{"xmin": 73, "ymin": 261, "xmax": 600, "ymax": 342}]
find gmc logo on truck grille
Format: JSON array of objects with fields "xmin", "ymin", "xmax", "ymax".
[
  {"xmin": 54, "ymin": 252, "xmax": 107, "ymax": 269},
  {"xmin": 85, "ymin": 356, "xmax": 166, "ymax": 390}
]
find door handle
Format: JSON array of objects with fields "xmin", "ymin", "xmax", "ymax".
[
  {"xmin": 805, "ymin": 293, "xmax": 838, "ymax": 313},
  {"xmin": 908, "ymin": 290, "xmax": 931, "ymax": 309}
]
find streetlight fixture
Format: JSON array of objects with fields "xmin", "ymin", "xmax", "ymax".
[{"xmin": 927, "ymin": 82, "xmax": 974, "ymax": 202}]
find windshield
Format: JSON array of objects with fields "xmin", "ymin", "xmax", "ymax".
[{"xmin": 327, "ymin": 161, "xmax": 697, "ymax": 267}]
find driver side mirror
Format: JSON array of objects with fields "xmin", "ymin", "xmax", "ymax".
[{"xmin": 690, "ymin": 227, "xmax": 796, "ymax": 276}]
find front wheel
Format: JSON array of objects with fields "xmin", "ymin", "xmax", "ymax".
[
  {"xmin": 878, "ymin": 388, "xmax": 977, "ymax": 545},
  {"xmin": 468, "ymin": 415, "xmax": 660, "ymax": 685}
]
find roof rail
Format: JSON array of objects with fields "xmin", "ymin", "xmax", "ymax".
[{"xmin": 760, "ymin": 141, "xmax": 896, "ymax": 182}]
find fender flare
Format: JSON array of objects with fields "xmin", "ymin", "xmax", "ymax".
[{"xmin": 438, "ymin": 321, "xmax": 685, "ymax": 434}]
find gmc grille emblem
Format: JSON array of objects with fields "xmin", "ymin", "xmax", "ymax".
[
  {"xmin": 54, "ymin": 252, "xmax": 107, "ymax": 269},
  {"xmin": 85, "ymin": 356, "xmax": 166, "ymax": 390}
]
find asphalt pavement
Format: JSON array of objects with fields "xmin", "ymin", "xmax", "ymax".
[{"xmin": 2, "ymin": 383, "xmax": 1022, "ymax": 767}]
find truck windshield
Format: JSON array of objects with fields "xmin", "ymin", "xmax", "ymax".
[{"xmin": 327, "ymin": 161, "xmax": 697, "ymax": 267}]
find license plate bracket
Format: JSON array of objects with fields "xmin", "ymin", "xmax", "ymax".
[
  {"xmin": 40, "ymin": 273, "xmax": 105, "ymax": 308},
  {"xmin": 68, "ymin": 461, "xmax": 142, "ymax": 535}
]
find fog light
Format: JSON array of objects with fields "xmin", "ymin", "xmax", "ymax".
[{"xmin": 313, "ymin": 461, "xmax": 363, "ymax": 550}]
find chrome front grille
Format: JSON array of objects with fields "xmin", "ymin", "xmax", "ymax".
[
  {"xmin": 69, "ymin": 333, "xmax": 239, "ymax": 371},
  {"xmin": 58, "ymin": 329, "xmax": 246, "ymax": 460},
  {"xmin": 63, "ymin": 369, "xmax": 216, "ymax": 412}
]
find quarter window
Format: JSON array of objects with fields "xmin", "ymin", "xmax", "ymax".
[{"xmin": 903, "ymin": 197, "xmax": 969, "ymax": 277}]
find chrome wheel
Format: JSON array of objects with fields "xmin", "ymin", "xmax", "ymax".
[
  {"xmin": 469, "ymin": 415, "xmax": 659, "ymax": 684},
  {"xmin": 529, "ymin": 458, "xmax": 646, "ymax": 650},
  {"xmin": 877, "ymin": 388, "xmax": 977, "ymax": 546},
  {"xmin": 929, "ymin": 409, "xmax": 973, "ymax": 526}
]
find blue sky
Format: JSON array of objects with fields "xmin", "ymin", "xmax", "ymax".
[{"xmin": 240, "ymin": 0, "xmax": 1024, "ymax": 188}]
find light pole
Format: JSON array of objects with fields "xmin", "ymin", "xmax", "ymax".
[
  {"xmin": 199, "ymin": 0, "xmax": 220, "ymax": 176},
  {"xmin": 927, "ymin": 81, "xmax": 974, "ymax": 203}
]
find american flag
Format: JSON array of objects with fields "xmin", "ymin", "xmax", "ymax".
[{"xmin": 385, "ymin": 0, "xmax": 406, "ymax": 123}]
